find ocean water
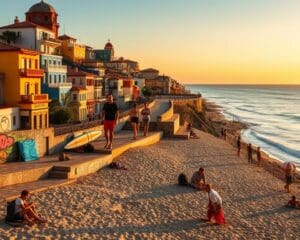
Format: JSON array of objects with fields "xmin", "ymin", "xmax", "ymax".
[{"xmin": 186, "ymin": 85, "xmax": 300, "ymax": 166}]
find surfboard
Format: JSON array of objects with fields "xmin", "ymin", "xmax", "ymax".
[{"xmin": 64, "ymin": 130, "xmax": 102, "ymax": 150}]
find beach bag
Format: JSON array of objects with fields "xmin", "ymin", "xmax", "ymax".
[
  {"xmin": 178, "ymin": 173, "xmax": 189, "ymax": 186},
  {"xmin": 18, "ymin": 139, "xmax": 39, "ymax": 162},
  {"xmin": 5, "ymin": 201, "xmax": 16, "ymax": 222}
]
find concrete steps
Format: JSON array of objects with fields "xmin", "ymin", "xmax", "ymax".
[
  {"xmin": 174, "ymin": 126, "xmax": 190, "ymax": 140},
  {"xmin": 0, "ymin": 179, "xmax": 76, "ymax": 202},
  {"xmin": 49, "ymin": 166, "xmax": 71, "ymax": 179}
]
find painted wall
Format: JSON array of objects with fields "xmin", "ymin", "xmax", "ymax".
[{"xmin": 0, "ymin": 107, "xmax": 20, "ymax": 132}]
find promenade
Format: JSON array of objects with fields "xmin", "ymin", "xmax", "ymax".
[{"xmin": 0, "ymin": 130, "xmax": 298, "ymax": 239}]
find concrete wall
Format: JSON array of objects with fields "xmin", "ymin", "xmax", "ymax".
[
  {"xmin": 0, "ymin": 128, "xmax": 54, "ymax": 163},
  {"xmin": 0, "ymin": 107, "xmax": 20, "ymax": 132}
]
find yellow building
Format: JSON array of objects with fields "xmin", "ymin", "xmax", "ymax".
[
  {"xmin": 58, "ymin": 35, "xmax": 86, "ymax": 63},
  {"xmin": 0, "ymin": 43, "xmax": 49, "ymax": 129},
  {"xmin": 69, "ymin": 86, "xmax": 88, "ymax": 122}
]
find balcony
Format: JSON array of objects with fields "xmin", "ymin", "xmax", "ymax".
[
  {"xmin": 48, "ymin": 82, "xmax": 72, "ymax": 88},
  {"xmin": 41, "ymin": 37, "xmax": 61, "ymax": 47},
  {"xmin": 20, "ymin": 94, "xmax": 49, "ymax": 103},
  {"xmin": 20, "ymin": 68, "xmax": 44, "ymax": 78},
  {"xmin": 43, "ymin": 64, "xmax": 67, "ymax": 73}
]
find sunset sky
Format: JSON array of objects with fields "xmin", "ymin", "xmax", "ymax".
[{"xmin": 1, "ymin": 0, "xmax": 300, "ymax": 84}]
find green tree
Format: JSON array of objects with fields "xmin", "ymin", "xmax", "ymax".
[
  {"xmin": 0, "ymin": 31, "xmax": 20, "ymax": 44},
  {"xmin": 142, "ymin": 86, "xmax": 153, "ymax": 97},
  {"xmin": 50, "ymin": 108, "xmax": 72, "ymax": 124}
]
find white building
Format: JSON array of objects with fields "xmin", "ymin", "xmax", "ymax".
[{"xmin": 0, "ymin": 107, "xmax": 20, "ymax": 132}]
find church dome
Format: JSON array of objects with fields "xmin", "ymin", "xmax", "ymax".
[
  {"xmin": 105, "ymin": 40, "xmax": 113, "ymax": 50},
  {"xmin": 28, "ymin": 0, "xmax": 56, "ymax": 13}
]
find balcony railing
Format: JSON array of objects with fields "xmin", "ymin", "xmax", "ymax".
[
  {"xmin": 20, "ymin": 94, "xmax": 49, "ymax": 103},
  {"xmin": 48, "ymin": 82, "xmax": 72, "ymax": 88},
  {"xmin": 20, "ymin": 68, "xmax": 44, "ymax": 78},
  {"xmin": 43, "ymin": 64, "xmax": 67, "ymax": 72}
]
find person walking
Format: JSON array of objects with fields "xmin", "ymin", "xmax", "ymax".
[
  {"xmin": 141, "ymin": 102, "xmax": 151, "ymax": 137},
  {"xmin": 247, "ymin": 143, "xmax": 253, "ymax": 164},
  {"xmin": 130, "ymin": 103, "xmax": 140, "ymax": 140},
  {"xmin": 256, "ymin": 147, "xmax": 262, "ymax": 166},
  {"xmin": 284, "ymin": 162, "xmax": 296, "ymax": 193},
  {"xmin": 205, "ymin": 184, "xmax": 226, "ymax": 225},
  {"xmin": 102, "ymin": 94, "xmax": 119, "ymax": 149},
  {"xmin": 237, "ymin": 135, "xmax": 241, "ymax": 157}
]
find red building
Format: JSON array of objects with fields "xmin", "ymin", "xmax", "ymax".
[{"xmin": 26, "ymin": 0, "xmax": 59, "ymax": 38}]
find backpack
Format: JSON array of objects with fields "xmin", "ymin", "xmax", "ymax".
[
  {"xmin": 6, "ymin": 200, "xmax": 16, "ymax": 222},
  {"xmin": 178, "ymin": 173, "xmax": 189, "ymax": 186}
]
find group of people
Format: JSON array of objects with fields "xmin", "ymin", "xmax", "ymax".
[
  {"xmin": 101, "ymin": 94, "xmax": 151, "ymax": 149},
  {"xmin": 188, "ymin": 168, "xmax": 226, "ymax": 225}
]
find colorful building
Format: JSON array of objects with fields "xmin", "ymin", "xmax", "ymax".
[
  {"xmin": 106, "ymin": 57, "xmax": 139, "ymax": 74},
  {"xmin": 41, "ymin": 54, "xmax": 71, "ymax": 104},
  {"xmin": 0, "ymin": 43, "xmax": 49, "ymax": 129},
  {"xmin": 59, "ymin": 34, "xmax": 86, "ymax": 63},
  {"xmin": 138, "ymin": 68, "xmax": 159, "ymax": 80},
  {"xmin": 94, "ymin": 40, "xmax": 115, "ymax": 63},
  {"xmin": 69, "ymin": 87, "xmax": 87, "ymax": 122},
  {"xmin": 67, "ymin": 68, "xmax": 96, "ymax": 120}
]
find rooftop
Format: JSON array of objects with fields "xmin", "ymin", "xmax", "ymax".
[
  {"xmin": 27, "ymin": 1, "xmax": 56, "ymax": 14},
  {"xmin": 0, "ymin": 20, "xmax": 52, "ymax": 31}
]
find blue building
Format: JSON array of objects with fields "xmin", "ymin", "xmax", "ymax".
[
  {"xmin": 41, "ymin": 54, "xmax": 72, "ymax": 105},
  {"xmin": 94, "ymin": 49, "xmax": 112, "ymax": 63}
]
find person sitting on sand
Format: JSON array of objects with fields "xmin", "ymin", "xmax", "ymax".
[
  {"xmin": 14, "ymin": 190, "xmax": 47, "ymax": 225},
  {"xmin": 284, "ymin": 162, "xmax": 296, "ymax": 193},
  {"xmin": 190, "ymin": 167, "xmax": 206, "ymax": 190},
  {"xmin": 205, "ymin": 184, "xmax": 226, "ymax": 225},
  {"xmin": 286, "ymin": 196, "xmax": 300, "ymax": 209}
]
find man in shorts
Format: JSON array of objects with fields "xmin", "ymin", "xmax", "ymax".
[{"xmin": 102, "ymin": 94, "xmax": 119, "ymax": 149}]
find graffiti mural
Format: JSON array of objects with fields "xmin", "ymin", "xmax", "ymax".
[{"xmin": 0, "ymin": 133, "xmax": 25, "ymax": 163}]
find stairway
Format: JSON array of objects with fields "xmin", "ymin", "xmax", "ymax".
[
  {"xmin": 49, "ymin": 166, "xmax": 71, "ymax": 179},
  {"xmin": 122, "ymin": 121, "xmax": 158, "ymax": 131}
]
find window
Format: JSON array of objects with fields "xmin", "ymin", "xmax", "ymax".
[
  {"xmin": 44, "ymin": 59, "xmax": 47, "ymax": 66},
  {"xmin": 54, "ymin": 75, "xmax": 57, "ymax": 83},
  {"xmin": 24, "ymin": 83, "xmax": 30, "ymax": 95},
  {"xmin": 49, "ymin": 75, "xmax": 52, "ymax": 83},
  {"xmin": 49, "ymin": 60, "xmax": 52, "ymax": 65},
  {"xmin": 44, "ymin": 16, "xmax": 49, "ymax": 23},
  {"xmin": 63, "ymin": 75, "xmax": 66, "ymax": 82},
  {"xmin": 29, "ymin": 59, "xmax": 32, "ymax": 69},
  {"xmin": 59, "ymin": 75, "xmax": 61, "ymax": 83},
  {"xmin": 21, "ymin": 58, "xmax": 26, "ymax": 69},
  {"xmin": 40, "ymin": 115, "xmax": 43, "ymax": 128},
  {"xmin": 35, "ymin": 83, "xmax": 39, "ymax": 94},
  {"xmin": 35, "ymin": 59, "xmax": 38, "ymax": 69},
  {"xmin": 13, "ymin": 116, "xmax": 16, "ymax": 126},
  {"xmin": 73, "ymin": 94, "xmax": 77, "ymax": 101},
  {"xmin": 53, "ymin": 60, "xmax": 56, "ymax": 65}
]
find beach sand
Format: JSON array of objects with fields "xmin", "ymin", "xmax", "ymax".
[{"xmin": 0, "ymin": 130, "xmax": 299, "ymax": 239}]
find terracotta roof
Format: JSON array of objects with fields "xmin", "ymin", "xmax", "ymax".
[
  {"xmin": 140, "ymin": 68, "xmax": 159, "ymax": 73},
  {"xmin": 28, "ymin": 1, "xmax": 56, "ymax": 13},
  {"xmin": 71, "ymin": 86, "xmax": 88, "ymax": 92},
  {"xmin": 0, "ymin": 20, "xmax": 52, "ymax": 31},
  {"xmin": 0, "ymin": 42, "xmax": 39, "ymax": 55},
  {"xmin": 59, "ymin": 34, "xmax": 76, "ymax": 41},
  {"xmin": 67, "ymin": 68, "xmax": 96, "ymax": 78}
]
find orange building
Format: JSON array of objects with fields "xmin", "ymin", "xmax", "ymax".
[{"xmin": 0, "ymin": 43, "xmax": 49, "ymax": 129}]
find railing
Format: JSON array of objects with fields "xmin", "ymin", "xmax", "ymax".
[
  {"xmin": 20, "ymin": 94, "xmax": 49, "ymax": 103},
  {"xmin": 48, "ymin": 82, "xmax": 72, "ymax": 88},
  {"xmin": 155, "ymin": 93, "xmax": 202, "ymax": 100},
  {"xmin": 43, "ymin": 64, "xmax": 67, "ymax": 72},
  {"xmin": 20, "ymin": 68, "xmax": 44, "ymax": 78}
]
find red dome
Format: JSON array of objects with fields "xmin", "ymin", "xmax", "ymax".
[{"xmin": 105, "ymin": 40, "xmax": 113, "ymax": 50}]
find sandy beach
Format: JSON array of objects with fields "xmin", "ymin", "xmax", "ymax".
[{"xmin": 0, "ymin": 130, "xmax": 299, "ymax": 239}]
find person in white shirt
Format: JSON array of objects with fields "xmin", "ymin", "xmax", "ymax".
[
  {"xmin": 205, "ymin": 184, "xmax": 226, "ymax": 225},
  {"xmin": 14, "ymin": 190, "xmax": 47, "ymax": 225}
]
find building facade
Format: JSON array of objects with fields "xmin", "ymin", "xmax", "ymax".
[
  {"xmin": 0, "ymin": 107, "xmax": 20, "ymax": 132},
  {"xmin": 0, "ymin": 43, "xmax": 49, "ymax": 129},
  {"xmin": 59, "ymin": 35, "xmax": 86, "ymax": 63}
]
